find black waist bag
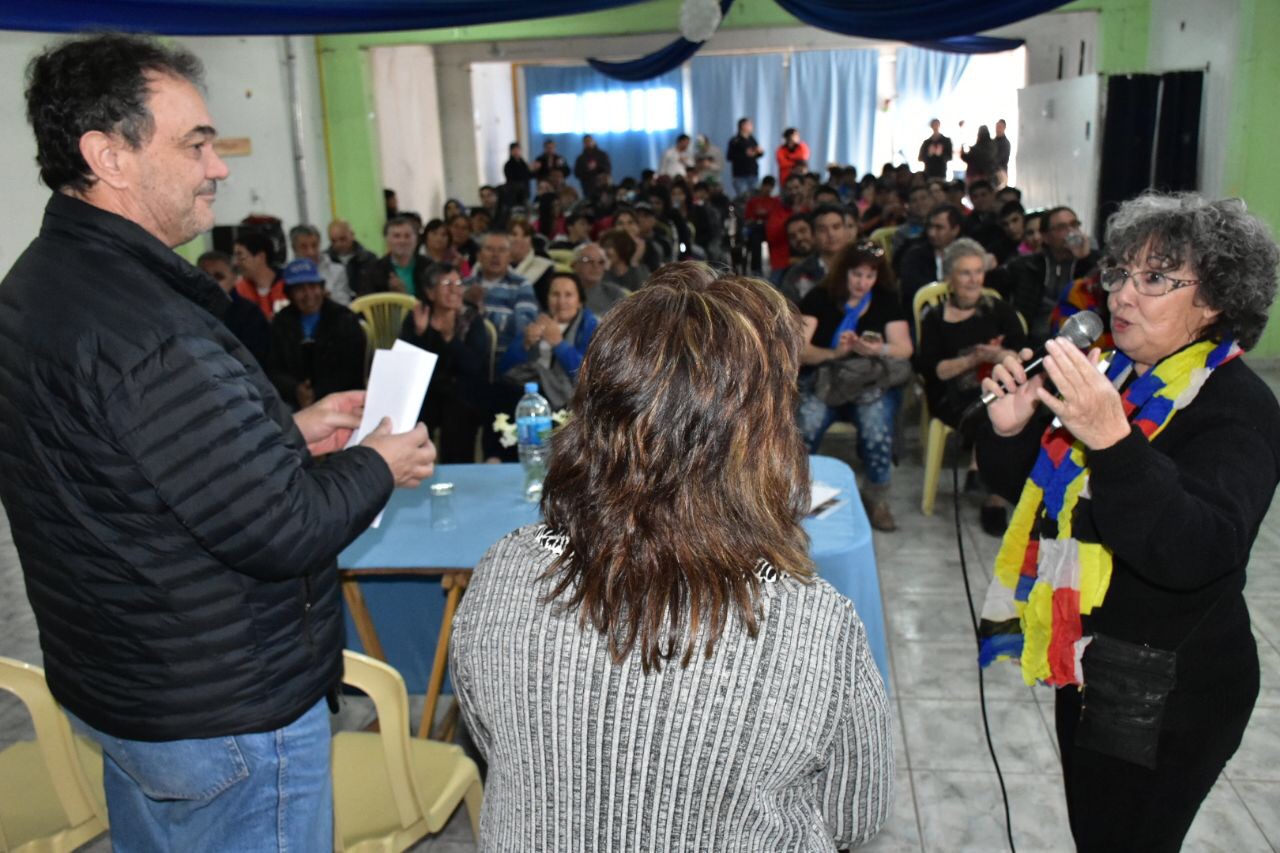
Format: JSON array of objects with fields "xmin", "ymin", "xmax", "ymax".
[{"xmin": 1075, "ymin": 633, "xmax": 1177, "ymax": 770}]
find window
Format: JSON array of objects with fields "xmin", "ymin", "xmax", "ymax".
[{"xmin": 536, "ymin": 87, "xmax": 679, "ymax": 135}]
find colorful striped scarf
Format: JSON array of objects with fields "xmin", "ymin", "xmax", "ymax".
[{"xmin": 978, "ymin": 338, "xmax": 1241, "ymax": 686}]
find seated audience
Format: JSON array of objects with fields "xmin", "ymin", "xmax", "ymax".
[
  {"xmin": 890, "ymin": 184, "xmax": 933, "ymax": 259},
  {"xmin": 499, "ymin": 271, "xmax": 598, "ymax": 409},
  {"xmin": 199, "ymin": 249, "xmax": 268, "ymax": 365},
  {"xmin": 479, "ymin": 184, "xmax": 507, "ymax": 230},
  {"xmin": 782, "ymin": 203, "xmax": 852, "ymax": 304},
  {"xmin": 266, "ymin": 259, "xmax": 366, "ymax": 411},
  {"xmin": 359, "ymin": 214, "xmax": 430, "ymax": 297},
  {"xmin": 508, "ymin": 219, "xmax": 556, "ymax": 306},
  {"xmin": 548, "ymin": 210, "xmax": 592, "ymax": 252},
  {"xmin": 290, "ymin": 223, "xmax": 354, "ymax": 305},
  {"xmin": 998, "ymin": 202, "xmax": 1031, "ymax": 259},
  {"xmin": 962, "ymin": 179, "xmax": 1013, "ymax": 259},
  {"xmin": 399, "ymin": 262, "xmax": 492, "ymax": 463},
  {"xmin": 913, "ymin": 238, "xmax": 1027, "ymax": 535},
  {"xmin": 798, "ymin": 242, "xmax": 913, "ymax": 531},
  {"xmin": 633, "ymin": 203, "xmax": 673, "ymax": 269},
  {"xmin": 462, "ymin": 230, "xmax": 538, "ymax": 355},
  {"xmin": 449, "ymin": 213, "xmax": 480, "ymax": 266},
  {"xmin": 232, "ymin": 232, "xmax": 286, "ymax": 320},
  {"xmin": 987, "ymin": 205, "xmax": 1099, "ymax": 345},
  {"xmin": 571, "ymin": 242, "xmax": 627, "ymax": 316},
  {"xmin": 774, "ymin": 213, "xmax": 814, "ymax": 294},
  {"xmin": 326, "ymin": 219, "xmax": 378, "ymax": 299},
  {"xmin": 898, "ymin": 203, "xmax": 963, "ymax": 323},
  {"xmin": 443, "ymin": 198, "xmax": 466, "ymax": 221},
  {"xmin": 422, "ymin": 217, "xmax": 472, "ymax": 275},
  {"xmin": 451, "ymin": 264, "xmax": 892, "ymax": 850},
  {"xmin": 600, "ymin": 228, "xmax": 648, "ymax": 292},
  {"xmin": 764, "ymin": 174, "xmax": 805, "ymax": 278}
]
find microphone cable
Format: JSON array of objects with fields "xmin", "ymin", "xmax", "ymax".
[{"xmin": 948, "ymin": 429, "xmax": 1017, "ymax": 852}]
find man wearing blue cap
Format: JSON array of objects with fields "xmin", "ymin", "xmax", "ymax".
[{"xmin": 267, "ymin": 258, "xmax": 367, "ymax": 409}]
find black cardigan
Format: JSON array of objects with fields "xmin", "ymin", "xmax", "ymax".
[
  {"xmin": 977, "ymin": 356, "xmax": 1280, "ymax": 726},
  {"xmin": 266, "ymin": 299, "xmax": 367, "ymax": 409}
]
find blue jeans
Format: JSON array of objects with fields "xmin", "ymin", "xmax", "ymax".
[
  {"xmin": 70, "ymin": 699, "xmax": 332, "ymax": 852},
  {"xmin": 798, "ymin": 380, "xmax": 902, "ymax": 486},
  {"xmin": 732, "ymin": 175, "xmax": 757, "ymax": 199}
]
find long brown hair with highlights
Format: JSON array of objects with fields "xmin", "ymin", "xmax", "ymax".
[
  {"xmin": 540, "ymin": 262, "xmax": 813, "ymax": 672},
  {"xmin": 822, "ymin": 241, "xmax": 894, "ymax": 305}
]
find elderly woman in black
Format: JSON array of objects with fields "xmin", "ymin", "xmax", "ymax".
[{"xmin": 977, "ymin": 192, "xmax": 1280, "ymax": 851}]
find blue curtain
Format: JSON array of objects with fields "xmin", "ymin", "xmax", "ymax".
[
  {"xmin": 896, "ymin": 46, "xmax": 970, "ymax": 104},
  {"xmin": 689, "ymin": 54, "xmax": 785, "ymax": 183},
  {"xmin": 523, "ymin": 64, "xmax": 684, "ymax": 191},
  {"xmin": 912, "ymin": 36, "xmax": 1025, "ymax": 54},
  {"xmin": 785, "ymin": 49, "xmax": 878, "ymax": 178}
]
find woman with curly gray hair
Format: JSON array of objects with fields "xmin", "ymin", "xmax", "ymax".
[{"xmin": 976, "ymin": 191, "xmax": 1280, "ymax": 851}]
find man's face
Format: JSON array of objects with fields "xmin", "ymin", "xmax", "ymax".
[
  {"xmin": 786, "ymin": 220, "xmax": 813, "ymax": 256},
  {"xmin": 637, "ymin": 212, "xmax": 656, "ymax": 237},
  {"xmin": 930, "ymin": 120, "xmax": 941, "ymax": 134},
  {"xmin": 199, "ymin": 258, "xmax": 234, "ymax": 293},
  {"xmin": 1045, "ymin": 209, "xmax": 1082, "ymax": 254},
  {"xmin": 480, "ymin": 187, "xmax": 498, "ymax": 208},
  {"xmin": 292, "ymin": 233, "xmax": 321, "ymax": 263},
  {"xmin": 813, "ymin": 212, "xmax": 848, "ymax": 256},
  {"xmin": 927, "ymin": 212, "xmax": 960, "ymax": 249},
  {"xmin": 583, "ymin": 136, "xmax": 596, "ymax": 150},
  {"xmin": 511, "ymin": 145, "xmax": 522, "ymax": 159},
  {"xmin": 569, "ymin": 218, "xmax": 592, "ymax": 242},
  {"xmin": 328, "ymin": 223, "xmax": 354, "ymax": 255},
  {"xmin": 677, "ymin": 137, "xmax": 689, "ymax": 151},
  {"xmin": 573, "ymin": 244, "xmax": 607, "ymax": 286},
  {"xmin": 996, "ymin": 120, "xmax": 1007, "ymax": 136},
  {"xmin": 1001, "ymin": 211, "xmax": 1025, "ymax": 242},
  {"xmin": 385, "ymin": 223, "xmax": 417, "ymax": 260},
  {"xmin": 970, "ymin": 186, "xmax": 995, "ymax": 213},
  {"xmin": 907, "ymin": 188, "xmax": 932, "ymax": 220},
  {"xmin": 232, "ymin": 244, "xmax": 266, "ymax": 277},
  {"xmin": 783, "ymin": 178, "xmax": 802, "ymax": 202},
  {"xmin": 479, "ymin": 236, "xmax": 511, "ymax": 277},
  {"xmin": 121, "ymin": 74, "xmax": 229, "ymax": 248},
  {"xmin": 543, "ymin": 141, "xmax": 556, "ymax": 155},
  {"xmin": 287, "ymin": 282, "xmax": 325, "ymax": 315},
  {"xmin": 740, "ymin": 120, "xmax": 753, "ymax": 137}
]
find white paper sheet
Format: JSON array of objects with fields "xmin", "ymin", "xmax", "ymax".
[
  {"xmin": 346, "ymin": 340, "xmax": 437, "ymax": 527},
  {"xmin": 810, "ymin": 480, "xmax": 841, "ymax": 516}
]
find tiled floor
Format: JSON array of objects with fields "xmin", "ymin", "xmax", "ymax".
[{"xmin": 3, "ymin": 371, "xmax": 1280, "ymax": 852}]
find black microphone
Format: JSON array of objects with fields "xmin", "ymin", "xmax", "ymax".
[{"xmin": 962, "ymin": 310, "xmax": 1104, "ymax": 419}]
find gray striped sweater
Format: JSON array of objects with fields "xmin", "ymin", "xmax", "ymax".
[{"xmin": 450, "ymin": 524, "xmax": 894, "ymax": 851}]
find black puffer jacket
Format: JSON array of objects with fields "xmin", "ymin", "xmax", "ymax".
[{"xmin": 0, "ymin": 194, "xmax": 393, "ymax": 741}]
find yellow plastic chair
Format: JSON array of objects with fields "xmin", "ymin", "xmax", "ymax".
[
  {"xmin": 350, "ymin": 293, "xmax": 418, "ymax": 351},
  {"xmin": 332, "ymin": 651, "xmax": 482, "ymax": 852},
  {"xmin": 0, "ymin": 657, "xmax": 108, "ymax": 853},
  {"xmin": 912, "ymin": 282, "xmax": 1012, "ymax": 516},
  {"xmin": 547, "ymin": 249, "xmax": 574, "ymax": 273},
  {"xmin": 867, "ymin": 225, "xmax": 899, "ymax": 268}
]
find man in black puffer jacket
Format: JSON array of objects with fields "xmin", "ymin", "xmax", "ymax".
[{"xmin": 0, "ymin": 34, "xmax": 436, "ymax": 851}]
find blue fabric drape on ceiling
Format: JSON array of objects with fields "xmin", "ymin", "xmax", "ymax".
[
  {"xmin": 785, "ymin": 49, "xmax": 878, "ymax": 178},
  {"xmin": 688, "ymin": 53, "xmax": 785, "ymax": 184},
  {"xmin": 0, "ymin": 0, "xmax": 637, "ymax": 35},
  {"xmin": 774, "ymin": 0, "xmax": 1071, "ymax": 42},
  {"xmin": 523, "ymin": 64, "xmax": 684, "ymax": 191},
  {"xmin": 588, "ymin": 0, "xmax": 733, "ymax": 82},
  {"xmin": 911, "ymin": 36, "xmax": 1025, "ymax": 54},
  {"xmin": 1, "ymin": 0, "xmax": 1074, "ymax": 42}
]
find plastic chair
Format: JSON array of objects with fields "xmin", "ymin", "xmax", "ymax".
[
  {"xmin": 332, "ymin": 651, "xmax": 482, "ymax": 852},
  {"xmin": 350, "ymin": 293, "xmax": 418, "ymax": 351},
  {"xmin": 867, "ymin": 225, "xmax": 899, "ymax": 267},
  {"xmin": 547, "ymin": 249, "xmax": 574, "ymax": 273},
  {"xmin": 912, "ymin": 282, "xmax": 1011, "ymax": 516},
  {"xmin": 0, "ymin": 657, "xmax": 108, "ymax": 853}
]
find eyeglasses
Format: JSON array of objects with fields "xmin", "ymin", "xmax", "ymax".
[
  {"xmin": 576, "ymin": 257, "xmax": 607, "ymax": 266},
  {"xmin": 436, "ymin": 278, "xmax": 464, "ymax": 288},
  {"xmin": 1099, "ymin": 267, "xmax": 1200, "ymax": 297},
  {"xmin": 1050, "ymin": 220, "xmax": 1083, "ymax": 232}
]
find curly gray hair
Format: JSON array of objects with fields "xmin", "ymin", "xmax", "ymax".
[
  {"xmin": 1102, "ymin": 192, "xmax": 1279, "ymax": 349},
  {"xmin": 941, "ymin": 237, "xmax": 987, "ymax": 279}
]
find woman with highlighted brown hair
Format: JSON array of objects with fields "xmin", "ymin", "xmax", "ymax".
[{"xmin": 451, "ymin": 263, "xmax": 893, "ymax": 852}]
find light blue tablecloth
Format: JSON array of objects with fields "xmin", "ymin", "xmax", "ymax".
[{"xmin": 340, "ymin": 456, "xmax": 887, "ymax": 691}]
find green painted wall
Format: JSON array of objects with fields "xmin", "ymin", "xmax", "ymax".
[
  {"xmin": 1063, "ymin": 0, "xmax": 1149, "ymax": 74},
  {"xmin": 1226, "ymin": 0, "xmax": 1280, "ymax": 355}
]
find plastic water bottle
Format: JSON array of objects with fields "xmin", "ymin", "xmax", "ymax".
[{"xmin": 515, "ymin": 382, "xmax": 553, "ymax": 502}]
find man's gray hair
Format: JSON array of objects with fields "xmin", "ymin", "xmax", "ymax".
[
  {"xmin": 573, "ymin": 242, "xmax": 605, "ymax": 264},
  {"xmin": 942, "ymin": 237, "xmax": 987, "ymax": 278},
  {"xmin": 1103, "ymin": 192, "xmax": 1279, "ymax": 349},
  {"xmin": 482, "ymin": 230, "xmax": 512, "ymax": 249},
  {"xmin": 289, "ymin": 224, "xmax": 321, "ymax": 243}
]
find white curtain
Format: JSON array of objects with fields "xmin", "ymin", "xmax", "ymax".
[{"xmin": 370, "ymin": 46, "xmax": 447, "ymax": 222}]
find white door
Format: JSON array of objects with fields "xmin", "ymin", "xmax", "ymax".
[{"xmin": 1016, "ymin": 74, "xmax": 1102, "ymax": 233}]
